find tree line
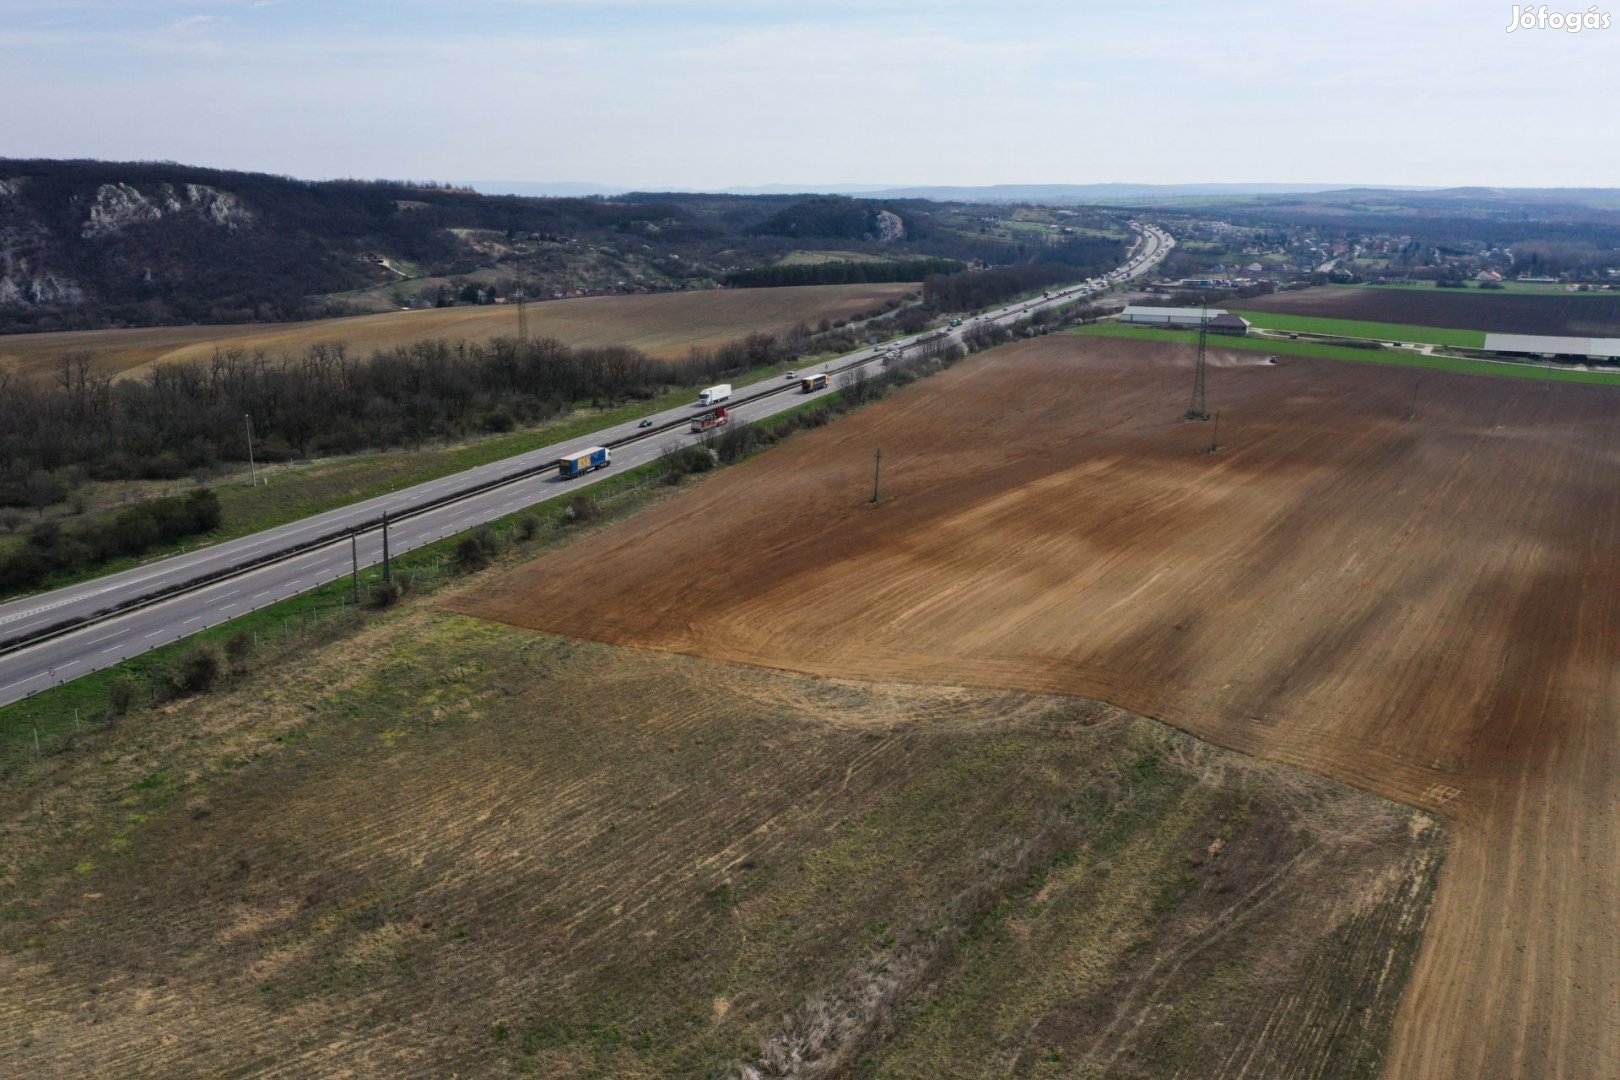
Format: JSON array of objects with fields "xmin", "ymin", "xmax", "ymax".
[
  {"xmin": 922, "ymin": 263, "xmax": 1079, "ymax": 311},
  {"xmin": 0, "ymin": 290, "xmax": 937, "ymax": 512},
  {"xmin": 0, "ymin": 338, "xmax": 727, "ymax": 498},
  {"xmin": 725, "ymin": 257, "xmax": 963, "ymax": 288},
  {"xmin": 0, "ymin": 488, "xmax": 220, "ymax": 593}
]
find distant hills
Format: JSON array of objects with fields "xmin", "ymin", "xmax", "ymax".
[
  {"xmin": 8, "ymin": 157, "xmax": 1618, "ymax": 338},
  {"xmin": 474, "ymin": 180, "xmax": 1403, "ymax": 202},
  {"xmin": 0, "ymin": 159, "xmax": 1127, "ymax": 336},
  {"xmin": 474, "ymin": 180, "xmax": 1620, "ymax": 213}
]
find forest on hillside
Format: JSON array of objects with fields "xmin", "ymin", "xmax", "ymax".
[{"xmin": 0, "ymin": 159, "xmax": 1131, "ymax": 334}]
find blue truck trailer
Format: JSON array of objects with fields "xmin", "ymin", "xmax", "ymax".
[{"xmin": 558, "ymin": 446, "xmax": 612, "ymax": 478}]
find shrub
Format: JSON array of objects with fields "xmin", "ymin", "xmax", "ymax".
[
  {"xmin": 563, "ymin": 495, "xmax": 600, "ymax": 524},
  {"xmin": 454, "ymin": 536, "xmax": 490, "ymax": 572},
  {"xmin": 171, "ymin": 644, "xmax": 223, "ymax": 694},
  {"xmin": 108, "ymin": 674, "xmax": 142, "ymax": 716},
  {"xmin": 516, "ymin": 514, "xmax": 540, "ymax": 541},
  {"xmin": 224, "ymin": 629, "xmax": 255, "ymax": 668},
  {"xmin": 368, "ymin": 580, "xmax": 401, "ymax": 608}
]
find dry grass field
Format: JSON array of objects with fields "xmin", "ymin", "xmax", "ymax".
[
  {"xmin": 0, "ymin": 605, "xmax": 1439, "ymax": 1078},
  {"xmin": 1241, "ymin": 284, "xmax": 1620, "ymax": 337},
  {"xmin": 456, "ymin": 335, "xmax": 1620, "ymax": 1080},
  {"xmin": 0, "ymin": 283, "xmax": 916, "ymax": 382}
]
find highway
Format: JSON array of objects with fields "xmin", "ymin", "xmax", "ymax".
[{"xmin": 0, "ymin": 222, "xmax": 1173, "ymax": 709}]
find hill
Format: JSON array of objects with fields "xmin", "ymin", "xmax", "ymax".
[{"xmin": 0, "ymin": 159, "xmax": 1129, "ymax": 336}]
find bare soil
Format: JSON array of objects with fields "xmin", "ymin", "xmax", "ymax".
[
  {"xmin": 455, "ymin": 334, "xmax": 1620, "ymax": 1079},
  {"xmin": 1241, "ymin": 285, "xmax": 1620, "ymax": 337},
  {"xmin": 0, "ymin": 607, "xmax": 1438, "ymax": 1078},
  {"xmin": 0, "ymin": 283, "xmax": 915, "ymax": 382}
]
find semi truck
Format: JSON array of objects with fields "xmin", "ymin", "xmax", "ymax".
[
  {"xmin": 698, "ymin": 383, "xmax": 732, "ymax": 406},
  {"xmin": 801, "ymin": 372, "xmax": 829, "ymax": 393},
  {"xmin": 558, "ymin": 446, "xmax": 611, "ymax": 478},
  {"xmin": 690, "ymin": 406, "xmax": 730, "ymax": 433}
]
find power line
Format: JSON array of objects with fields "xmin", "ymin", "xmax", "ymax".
[
  {"xmin": 1186, "ymin": 303, "xmax": 1210, "ymax": 422},
  {"xmin": 515, "ymin": 282, "xmax": 529, "ymax": 342}
]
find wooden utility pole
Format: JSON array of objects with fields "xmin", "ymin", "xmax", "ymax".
[
  {"xmin": 381, "ymin": 511, "xmax": 392, "ymax": 584},
  {"xmin": 869, "ymin": 449, "xmax": 882, "ymax": 504},
  {"xmin": 350, "ymin": 530, "xmax": 361, "ymax": 602}
]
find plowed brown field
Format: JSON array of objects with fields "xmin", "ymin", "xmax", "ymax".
[
  {"xmin": 1241, "ymin": 284, "xmax": 1620, "ymax": 337},
  {"xmin": 0, "ymin": 282, "xmax": 914, "ymax": 382},
  {"xmin": 454, "ymin": 335, "xmax": 1620, "ymax": 1079}
]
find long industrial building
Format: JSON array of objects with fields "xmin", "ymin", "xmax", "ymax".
[
  {"xmin": 1482, "ymin": 333, "xmax": 1620, "ymax": 361},
  {"xmin": 1118, "ymin": 306, "xmax": 1250, "ymax": 335},
  {"xmin": 1120, "ymin": 305, "xmax": 1226, "ymax": 327}
]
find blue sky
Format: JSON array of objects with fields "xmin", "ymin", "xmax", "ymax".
[{"xmin": 2, "ymin": 0, "xmax": 1616, "ymax": 188}]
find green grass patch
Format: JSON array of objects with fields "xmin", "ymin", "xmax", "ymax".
[
  {"xmin": 1074, "ymin": 322, "xmax": 1620, "ymax": 384},
  {"xmin": 1232, "ymin": 310, "xmax": 1486, "ymax": 349}
]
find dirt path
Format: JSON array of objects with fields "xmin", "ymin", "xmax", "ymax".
[{"xmin": 452, "ymin": 336, "xmax": 1620, "ymax": 1078}]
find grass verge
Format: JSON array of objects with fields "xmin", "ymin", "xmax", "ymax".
[{"xmin": 1073, "ymin": 322, "xmax": 1620, "ymax": 384}]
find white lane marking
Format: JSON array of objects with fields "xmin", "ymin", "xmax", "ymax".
[
  {"xmin": 0, "ymin": 675, "xmax": 41, "ymax": 693},
  {"xmin": 145, "ymin": 630, "xmax": 166, "ymax": 639}
]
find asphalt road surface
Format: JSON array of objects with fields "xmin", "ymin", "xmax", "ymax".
[{"xmin": 0, "ymin": 223, "xmax": 1173, "ymax": 708}]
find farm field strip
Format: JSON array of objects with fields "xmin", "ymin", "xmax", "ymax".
[
  {"xmin": 0, "ymin": 282, "xmax": 917, "ymax": 382},
  {"xmin": 1354, "ymin": 281, "xmax": 1620, "ymax": 296},
  {"xmin": 1238, "ymin": 284, "xmax": 1620, "ymax": 337},
  {"xmin": 1073, "ymin": 323, "xmax": 1620, "ymax": 383},
  {"xmin": 0, "ymin": 602, "xmax": 1444, "ymax": 1078},
  {"xmin": 451, "ymin": 335, "xmax": 1620, "ymax": 1080},
  {"xmin": 1230, "ymin": 310, "xmax": 1487, "ymax": 348}
]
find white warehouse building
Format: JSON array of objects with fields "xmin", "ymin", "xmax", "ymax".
[
  {"xmin": 1119, "ymin": 305, "xmax": 1229, "ymax": 328},
  {"xmin": 1483, "ymin": 333, "xmax": 1620, "ymax": 361}
]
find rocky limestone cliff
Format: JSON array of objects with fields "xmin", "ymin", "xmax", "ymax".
[
  {"xmin": 874, "ymin": 209, "xmax": 905, "ymax": 242},
  {"xmin": 81, "ymin": 181, "xmax": 254, "ymax": 239},
  {"xmin": 0, "ymin": 252, "xmax": 85, "ymax": 306},
  {"xmin": 1, "ymin": 178, "xmax": 87, "ymax": 307}
]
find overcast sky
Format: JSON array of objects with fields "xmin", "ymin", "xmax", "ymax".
[{"xmin": 2, "ymin": 0, "xmax": 1616, "ymax": 189}]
